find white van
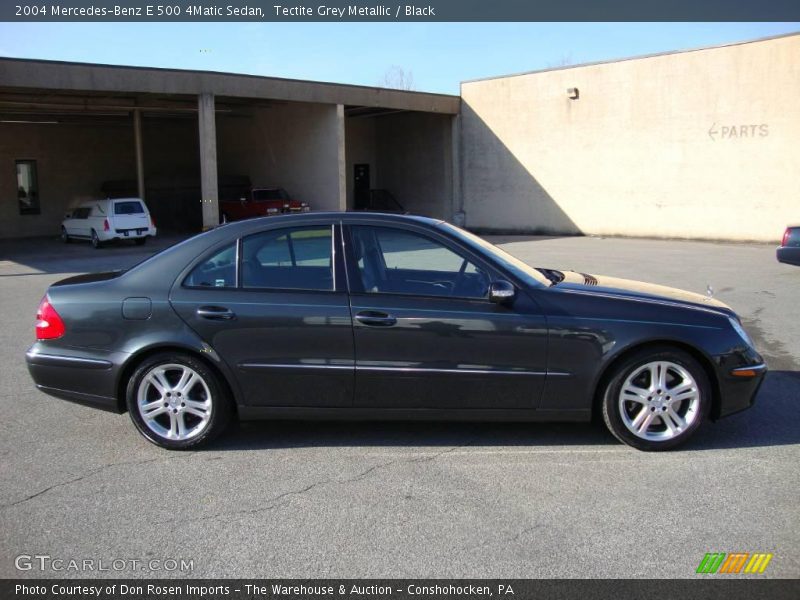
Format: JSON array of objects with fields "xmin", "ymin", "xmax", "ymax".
[{"xmin": 61, "ymin": 198, "xmax": 157, "ymax": 249}]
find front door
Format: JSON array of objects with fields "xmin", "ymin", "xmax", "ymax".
[
  {"xmin": 344, "ymin": 223, "xmax": 548, "ymax": 410},
  {"xmin": 170, "ymin": 223, "xmax": 354, "ymax": 407}
]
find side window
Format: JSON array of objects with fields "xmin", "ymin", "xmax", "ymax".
[
  {"xmin": 72, "ymin": 207, "xmax": 90, "ymax": 219},
  {"xmin": 16, "ymin": 160, "xmax": 39, "ymax": 215},
  {"xmin": 242, "ymin": 226, "xmax": 333, "ymax": 291},
  {"xmin": 350, "ymin": 226, "xmax": 489, "ymax": 299},
  {"xmin": 184, "ymin": 243, "xmax": 237, "ymax": 288}
]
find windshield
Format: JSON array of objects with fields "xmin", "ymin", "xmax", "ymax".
[
  {"xmin": 253, "ymin": 189, "xmax": 288, "ymax": 201},
  {"xmin": 439, "ymin": 222, "xmax": 550, "ymax": 287}
]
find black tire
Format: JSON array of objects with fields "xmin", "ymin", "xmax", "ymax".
[
  {"xmin": 601, "ymin": 346, "xmax": 711, "ymax": 451},
  {"xmin": 60, "ymin": 227, "xmax": 70, "ymax": 243},
  {"xmin": 126, "ymin": 352, "xmax": 233, "ymax": 450},
  {"xmin": 134, "ymin": 237, "xmax": 147, "ymax": 246},
  {"xmin": 90, "ymin": 229, "xmax": 102, "ymax": 249}
]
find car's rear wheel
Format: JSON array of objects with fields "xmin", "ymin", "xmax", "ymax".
[
  {"xmin": 90, "ymin": 229, "xmax": 102, "ymax": 249},
  {"xmin": 601, "ymin": 346, "xmax": 710, "ymax": 451},
  {"xmin": 60, "ymin": 227, "xmax": 70, "ymax": 243},
  {"xmin": 126, "ymin": 352, "xmax": 232, "ymax": 449}
]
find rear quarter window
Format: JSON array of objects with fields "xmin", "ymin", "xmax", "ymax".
[
  {"xmin": 184, "ymin": 243, "xmax": 237, "ymax": 288},
  {"xmin": 786, "ymin": 228, "xmax": 800, "ymax": 247}
]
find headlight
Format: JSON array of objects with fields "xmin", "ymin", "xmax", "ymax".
[
  {"xmin": 728, "ymin": 316, "xmax": 754, "ymax": 347},
  {"xmin": 266, "ymin": 207, "xmax": 279, "ymax": 214}
]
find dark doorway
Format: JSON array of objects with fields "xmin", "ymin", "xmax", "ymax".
[{"xmin": 353, "ymin": 164, "xmax": 370, "ymax": 210}]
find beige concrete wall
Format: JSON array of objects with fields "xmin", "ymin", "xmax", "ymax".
[
  {"xmin": 376, "ymin": 112, "xmax": 454, "ymax": 219},
  {"xmin": 217, "ymin": 102, "xmax": 344, "ymax": 211},
  {"xmin": 0, "ymin": 121, "xmax": 136, "ymax": 239},
  {"xmin": 461, "ymin": 34, "xmax": 800, "ymax": 241}
]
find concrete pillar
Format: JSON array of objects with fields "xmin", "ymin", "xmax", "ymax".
[
  {"xmin": 197, "ymin": 92, "xmax": 219, "ymax": 229},
  {"xmin": 451, "ymin": 114, "xmax": 463, "ymax": 221},
  {"xmin": 133, "ymin": 109, "xmax": 145, "ymax": 200},
  {"xmin": 336, "ymin": 104, "xmax": 347, "ymax": 211}
]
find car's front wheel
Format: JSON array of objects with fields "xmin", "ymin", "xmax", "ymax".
[
  {"xmin": 601, "ymin": 346, "xmax": 710, "ymax": 451},
  {"xmin": 126, "ymin": 353, "xmax": 232, "ymax": 449},
  {"xmin": 60, "ymin": 227, "xmax": 70, "ymax": 243}
]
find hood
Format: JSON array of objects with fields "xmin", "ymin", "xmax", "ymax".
[{"xmin": 555, "ymin": 271, "xmax": 734, "ymax": 315}]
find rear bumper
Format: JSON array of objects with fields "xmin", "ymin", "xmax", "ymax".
[
  {"xmin": 777, "ymin": 246, "xmax": 800, "ymax": 266},
  {"xmin": 100, "ymin": 227, "xmax": 156, "ymax": 241},
  {"xmin": 26, "ymin": 345, "xmax": 124, "ymax": 413}
]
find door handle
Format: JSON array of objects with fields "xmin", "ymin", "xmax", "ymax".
[
  {"xmin": 355, "ymin": 311, "xmax": 397, "ymax": 327},
  {"xmin": 197, "ymin": 306, "xmax": 236, "ymax": 320}
]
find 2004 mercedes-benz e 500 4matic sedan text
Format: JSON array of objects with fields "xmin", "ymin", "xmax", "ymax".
[{"xmin": 26, "ymin": 213, "xmax": 766, "ymax": 450}]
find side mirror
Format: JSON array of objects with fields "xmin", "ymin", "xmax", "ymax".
[
  {"xmin": 64, "ymin": 213, "xmax": 71, "ymax": 219},
  {"xmin": 488, "ymin": 280, "xmax": 516, "ymax": 304}
]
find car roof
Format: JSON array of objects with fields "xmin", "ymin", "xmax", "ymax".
[{"xmin": 218, "ymin": 211, "xmax": 444, "ymax": 235}]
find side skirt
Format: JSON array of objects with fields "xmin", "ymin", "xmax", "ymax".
[{"xmin": 237, "ymin": 406, "xmax": 591, "ymax": 423}]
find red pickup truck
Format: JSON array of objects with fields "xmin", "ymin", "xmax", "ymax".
[{"xmin": 220, "ymin": 187, "xmax": 310, "ymax": 222}]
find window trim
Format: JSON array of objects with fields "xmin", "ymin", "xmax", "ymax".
[{"xmin": 342, "ymin": 223, "xmax": 498, "ymax": 302}]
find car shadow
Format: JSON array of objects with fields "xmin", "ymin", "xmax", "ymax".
[
  {"xmin": 683, "ymin": 370, "xmax": 800, "ymax": 452},
  {"xmin": 204, "ymin": 371, "xmax": 799, "ymax": 453}
]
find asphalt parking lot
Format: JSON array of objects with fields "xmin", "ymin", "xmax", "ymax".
[{"xmin": 0, "ymin": 232, "xmax": 798, "ymax": 579}]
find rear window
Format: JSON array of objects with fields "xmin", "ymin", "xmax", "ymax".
[{"xmin": 114, "ymin": 201, "xmax": 145, "ymax": 215}]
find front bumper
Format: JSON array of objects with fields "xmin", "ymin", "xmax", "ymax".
[
  {"xmin": 26, "ymin": 345, "xmax": 124, "ymax": 413},
  {"xmin": 715, "ymin": 361, "xmax": 767, "ymax": 419}
]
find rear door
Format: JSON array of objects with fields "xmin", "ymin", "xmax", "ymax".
[
  {"xmin": 170, "ymin": 222, "xmax": 354, "ymax": 407},
  {"xmin": 344, "ymin": 222, "xmax": 548, "ymax": 410},
  {"xmin": 112, "ymin": 199, "xmax": 150, "ymax": 235}
]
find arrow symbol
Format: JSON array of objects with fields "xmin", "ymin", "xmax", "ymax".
[{"xmin": 708, "ymin": 123, "xmax": 718, "ymax": 141}]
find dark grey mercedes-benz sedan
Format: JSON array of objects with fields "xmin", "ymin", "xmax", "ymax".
[{"xmin": 27, "ymin": 212, "xmax": 766, "ymax": 450}]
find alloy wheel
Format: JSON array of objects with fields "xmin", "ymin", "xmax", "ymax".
[
  {"xmin": 136, "ymin": 364, "xmax": 213, "ymax": 441},
  {"xmin": 618, "ymin": 360, "xmax": 701, "ymax": 441}
]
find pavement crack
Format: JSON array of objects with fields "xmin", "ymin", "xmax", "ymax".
[
  {"xmin": 2, "ymin": 452, "xmax": 198, "ymax": 509},
  {"xmin": 165, "ymin": 438, "xmax": 479, "ymax": 525}
]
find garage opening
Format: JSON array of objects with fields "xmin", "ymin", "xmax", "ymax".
[{"xmin": 345, "ymin": 107, "xmax": 454, "ymax": 220}]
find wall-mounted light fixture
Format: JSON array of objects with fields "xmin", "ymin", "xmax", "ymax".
[{"xmin": 567, "ymin": 87, "xmax": 580, "ymax": 100}]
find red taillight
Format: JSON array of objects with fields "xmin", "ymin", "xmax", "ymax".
[
  {"xmin": 36, "ymin": 295, "xmax": 66, "ymax": 340},
  {"xmin": 103, "ymin": 218, "xmax": 110, "ymax": 231},
  {"xmin": 150, "ymin": 215, "xmax": 156, "ymax": 228},
  {"xmin": 782, "ymin": 228, "xmax": 791, "ymax": 247}
]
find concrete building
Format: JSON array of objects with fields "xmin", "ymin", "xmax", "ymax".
[
  {"xmin": 1, "ymin": 32, "xmax": 797, "ymax": 242},
  {"xmin": 461, "ymin": 33, "xmax": 799, "ymax": 242},
  {"xmin": 0, "ymin": 58, "xmax": 459, "ymax": 238}
]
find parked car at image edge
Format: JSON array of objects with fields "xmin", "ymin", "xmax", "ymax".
[
  {"xmin": 61, "ymin": 198, "xmax": 156, "ymax": 248},
  {"xmin": 219, "ymin": 187, "xmax": 310, "ymax": 222},
  {"xmin": 777, "ymin": 225, "xmax": 800, "ymax": 266},
  {"xmin": 27, "ymin": 213, "xmax": 766, "ymax": 451}
]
